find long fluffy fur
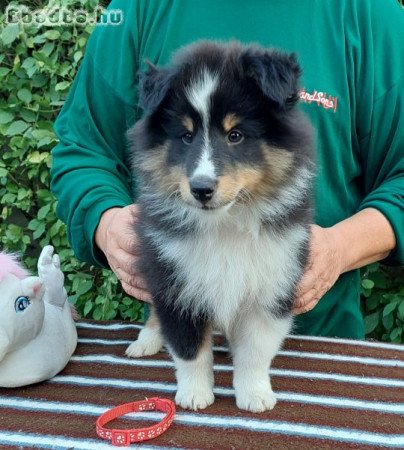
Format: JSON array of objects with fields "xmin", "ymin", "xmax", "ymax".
[{"xmin": 126, "ymin": 41, "xmax": 314, "ymax": 412}]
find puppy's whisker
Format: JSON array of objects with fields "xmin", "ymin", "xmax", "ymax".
[
  {"xmin": 236, "ymin": 188, "xmax": 253, "ymax": 204},
  {"xmin": 165, "ymin": 187, "xmax": 181, "ymax": 200}
]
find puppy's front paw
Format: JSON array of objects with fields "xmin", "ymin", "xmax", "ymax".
[
  {"xmin": 125, "ymin": 338, "xmax": 163, "ymax": 358},
  {"xmin": 125, "ymin": 325, "xmax": 164, "ymax": 358},
  {"xmin": 175, "ymin": 388, "xmax": 215, "ymax": 410},
  {"xmin": 236, "ymin": 388, "xmax": 277, "ymax": 413}
]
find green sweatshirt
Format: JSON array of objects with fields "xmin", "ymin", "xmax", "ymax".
[{"xmin": 51, "ymin": 0, "xmax": 404, "ymax": 339}]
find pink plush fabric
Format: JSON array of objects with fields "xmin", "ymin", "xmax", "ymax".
[{"xmin": 0, "ymin": 253, "xmax": 29, "ymax": 282}]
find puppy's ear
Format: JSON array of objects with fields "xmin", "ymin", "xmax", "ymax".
[
  {"xmin": 138, "ymin": 61, "xmax": 174, "ymax": 113},
  {"xmin": 242, "ymin": 49, "xmax": 301, "ymax": 109}
]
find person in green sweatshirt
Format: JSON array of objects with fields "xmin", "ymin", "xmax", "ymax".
[{"xmin": 50, "ymin": 0, "xmax": 404, "ymax": 339}]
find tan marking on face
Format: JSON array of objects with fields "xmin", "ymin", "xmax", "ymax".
[
  {"xmin": 156, "ymin": 165, "xmax": 185, "ymax": 196},
  {"xmin": 141, "ymin": 141, "xmax": 294, "ymax": 208},
  {"xmin": 182, "ymin": 115, "xmax": 194, "ymax": 133},
  {"xmin": 179, "ymin": 175, "xmax": 194, "ymax": 203},
  {"xmin": 136, "ymin": 144, "xmax": 168, "ymax": 173},
  {"xmin": 222, "ymin": 113, "xmax": 241, "ymax": 133},
  {"xmin": 137, "ymin": 143, "xmax": 185, "ymax": 196},
  {"xmin": 217, "ymin": 167, "xmax": 266, "ymax": 203},
  {"xmin": 215, "ymin": 144, "xmax": 294, "ymax": 204},
  {"xmin": 260, "ymin": 143, "xmax": 294, "ymax": 187}
]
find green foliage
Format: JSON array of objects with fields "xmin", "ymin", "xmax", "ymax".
[
  {"xmin": 361, "ymin": 264, "xmax": 404, "ymax": 343},
  {"xmin": 0, "ymin": 0, "xmax": 144, "ymax": 323},
  {"xmin": 1, "ymin": 1, "xmax": 403, "ymax": 340}
]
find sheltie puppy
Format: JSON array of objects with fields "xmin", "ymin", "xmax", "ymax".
[{"xmin": 126, "ymin": 41, "xmax": 314, "ymax": 413}]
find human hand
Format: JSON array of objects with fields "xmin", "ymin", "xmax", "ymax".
[
  {"xmin": 293, "ymin": 224, "xmax": 344, "ymax": 315},
  {"xmin": 95, "ymin": 205, "xmax": 153, "ymax": 303}
]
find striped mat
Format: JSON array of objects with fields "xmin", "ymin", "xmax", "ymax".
[{"xmin": 0, "ymin": 321, "xmax": 403, "ymax": 449}]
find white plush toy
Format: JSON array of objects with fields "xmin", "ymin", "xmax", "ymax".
[{"xmin": 0, "ymin": 245, "xmax": 77, "ymax": 387}]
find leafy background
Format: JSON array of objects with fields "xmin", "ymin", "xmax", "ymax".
[
  {"xmin": 0, "ymin": 0, "xmax": 144, "ymax": 323},
  {"xmin": 1, "ymin": 0, "xmax": 403, "ymax": 342}
]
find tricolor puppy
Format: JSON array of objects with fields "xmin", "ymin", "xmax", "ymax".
[{"xmin": 126, "ymin": 41, "xmax": 314, "ymax": 412}]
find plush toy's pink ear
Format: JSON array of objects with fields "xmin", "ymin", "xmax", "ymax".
[
  {"xmin": 21, "ymin": 277, "xmax": 43, "ymax": 299},
  {"xmin": 0, "ymin": 253, "xmax": 29, "ymax": 282}
]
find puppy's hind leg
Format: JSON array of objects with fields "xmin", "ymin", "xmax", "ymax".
[
  {"xmin": 126, "ymin": 306, "xmax": 164, "ymax": 358},
  {"xmin": 229, "ymin": 307, "xmax": 292, "ymax": 413}
]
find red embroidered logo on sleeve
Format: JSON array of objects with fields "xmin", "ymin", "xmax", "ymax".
[{"xmin": 299, "ymin": 89, "xmax": 338, "ymax": 112}]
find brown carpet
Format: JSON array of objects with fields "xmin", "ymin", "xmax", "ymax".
[{"xmin": 0, "ymin": 320, "xmax": 403, "ymax": 449}]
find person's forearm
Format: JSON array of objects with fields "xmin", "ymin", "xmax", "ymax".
[{"xmin": 330, "ymin": 208, "xmax": 396, "ymax": 273}]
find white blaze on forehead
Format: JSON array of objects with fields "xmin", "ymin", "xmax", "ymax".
[
  {"xmin": 185, "ymin": 68, "xmax": 219, "ymax": 124},
  {"xmin": 186, "ymin": 68, "xmax": 219, "ymax": 179}
]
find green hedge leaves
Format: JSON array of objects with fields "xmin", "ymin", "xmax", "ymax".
[
  {"xmin": 1, "ymin": 1, "xmax": 402, "ymax": 340},
  {"xmin": 0, "ymin": 0, "xmax": 145, "ymax": 323}
]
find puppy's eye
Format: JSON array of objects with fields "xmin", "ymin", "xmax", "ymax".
[
  {"xmin": 227, "ymin": 130, "xmax": 244, "ymax": 144},
  {"xmin": 181, "ymin": 132, "xmax": 193, "ymax": 145}
]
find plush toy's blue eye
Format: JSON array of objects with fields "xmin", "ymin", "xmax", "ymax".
[{"xmin": 15, "ymin": 296, "xmax": 31, "ymax": 313}]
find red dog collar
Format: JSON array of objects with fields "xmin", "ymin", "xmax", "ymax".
[{"xmin": 96, "ymin": 397, "xmax": 175, "ymax": 446}]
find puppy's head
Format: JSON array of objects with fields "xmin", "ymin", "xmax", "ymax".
[{"xmin": 131, "ymin": 41, "xmax": 311, "ymax": 212}]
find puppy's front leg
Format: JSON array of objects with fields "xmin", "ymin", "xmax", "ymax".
[
  {"xmin": 157, "ymin": 303, "xmax": 214, "ymax": 410},
  {"xmin": 229, "ymin": 308, "xmax": 292, "ymax": 413},
  {"xmin": 171, "ymin": 327, "xmax": 214, "ymax": 411},
  {"xmin": 126, "ymin": 306, "xmax": 164, "ymax": 358}
]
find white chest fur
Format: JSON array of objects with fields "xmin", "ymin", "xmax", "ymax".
[{"xmin": 152, "ymin": 219, "xmax": 307, "ymax": 331}]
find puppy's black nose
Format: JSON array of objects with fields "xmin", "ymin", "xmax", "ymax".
[{"xmin": 190, "ymin": 176, "xmax": 216, "ymax": 203}]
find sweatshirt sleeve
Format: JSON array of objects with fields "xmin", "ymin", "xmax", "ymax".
[
  {"xmin": 358, "ymin": 78, "xmax": 404, "ymax": 265},
  {"xmin": 50, "ymin": 1, "xmax": 139, "ymax": 267},
  {"xmin": 355, "ymin": 0, "xmax": 404, "ymax": 265}
]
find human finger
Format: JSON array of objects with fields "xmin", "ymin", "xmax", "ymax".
[
  {"xmin": 293, "ymin": 286, "xmax": 318, "ymax": 309},
  {"xmin": 295, "ymin": 267, "xmax": 318, "ymax": 298},
  {"xmin": 293, "ymin": 296, "xmax": 319, "ymax": 315},
  {"xmin": 128, "ymin": 203, "xmax": 140, "ymax": 219},
  {"xmin": 106, "ymin": 222, "xmax": 138, "ymax": 254},
  {"xmin": 121, "ymin": 280, "xmax": 153, "ymax": 303},
  {"xmin": 114, "ymin": 267, "xmax": 148, "ymax": 290},
  {"xmin": 115, "ymin": 231, "xmax": 139, "ymax": 255},
  {"xmin": 108, "ymin": 249, "xmax": 139, "ymax": 276},
  {"xmin": 293, "ymin": 303, "xmax": 317, "ymax": 315}
]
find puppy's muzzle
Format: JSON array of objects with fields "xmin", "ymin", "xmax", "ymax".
[{"xmin": 189, "ymin": 176, "xmax": 217, "ymax": 205}]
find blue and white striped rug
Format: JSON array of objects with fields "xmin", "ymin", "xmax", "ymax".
[{"xmin": 0, "ymin": 320, "xmax": 403, "ymax": 449}]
